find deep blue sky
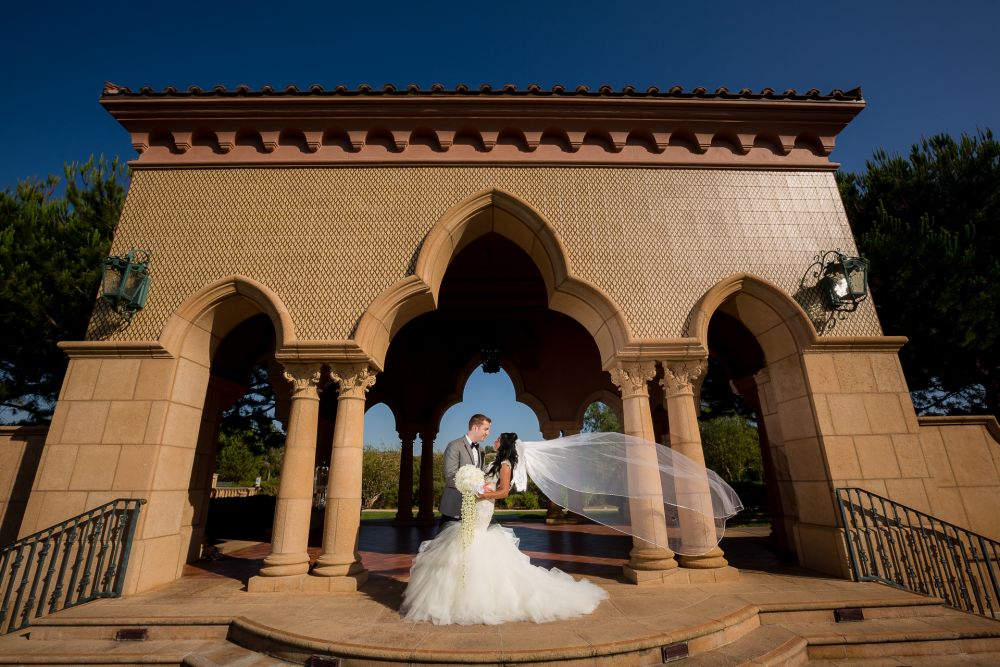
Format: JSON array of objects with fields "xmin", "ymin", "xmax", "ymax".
[{"xmin": 5, "ymin": 1, "xmax": 998, "ymax": 447}]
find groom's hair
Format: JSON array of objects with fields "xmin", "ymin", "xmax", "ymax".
[{"xmin": 468, "ymin": 414, "xmax": 491, "ymax": 429}]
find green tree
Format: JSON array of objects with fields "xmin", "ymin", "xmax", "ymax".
[
  {"xmin": 219, "ymin": 364, "xmax": 285, "ymax": 451},
  {"xmin": 0, "ymin": 157, "xmax": 127, "ymax": 422},
  {"xmin": 837, "ymin": 131, "xmax": 999, "ymax": 416},
  {"xmin": 214, "ymin": 363, "xmax": 286, "ymax": 494},
  {"xmin": 361, "ymin": 447, "xmax": 400, "ymax": 509},
  {"xmin": 699, "ymin": 415, "xmax": 762, "ymax": 483},
  {"xmin": 582, "ymin": 402, "xmax": 622, "ymax": 433},
  {"xmin": 216, "ymin": 429, "xmax": 262, "ymax": 485}
]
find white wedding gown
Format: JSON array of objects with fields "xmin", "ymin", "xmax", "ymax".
[{"xmin": 400, "ymin": 462, "xmax": 609, "ymax": 625}]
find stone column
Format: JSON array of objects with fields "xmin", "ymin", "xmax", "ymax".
[
  {"xmin": 661, "ymin": 360, "xmax": 728, "ymax": 569},
  {"xmin": 311, "ymin": 364, "xmax": 376, "ymax": 590},
  {"xmin": 562, "ymin": 425, "xmax": 583, "ymax": 523},
  {"xmin": 415, "ymin": 429, "xmax": 437, "ymax": 526},
  {"xmin": 393, "ymin": 428, "xmax": 416, "ymax": 526},
  {"xmin": 540, "ymin": 423, "xmax": 566, "ymax": 524},
  {"xmin": 609, "ymin": 361, "xmax": 679, "ymax": 584},
  {"xmin": 257, "ymin": 363, "xmax": 322, "ymax": 578}
]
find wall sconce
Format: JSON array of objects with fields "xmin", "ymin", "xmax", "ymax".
[
  {"xmin": 101, "ymin": 248, "xmax": 151, "ymax": 320},
  {"xmin": 818, "ymin": 250, "xmax": 869, "ymax": 312}
]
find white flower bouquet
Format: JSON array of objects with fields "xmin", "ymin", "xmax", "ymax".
[
  {"xmin": 455, "ymin": 464, "xmax": 485, "ymax": 495},
  {"xmin": 455, "ymin": 464, "xmax": 485, "ymax": 550}
]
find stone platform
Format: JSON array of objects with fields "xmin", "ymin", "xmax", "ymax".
[{"xmin": 1, "ymin": 522, "xmax": 999, "ymax": 665}]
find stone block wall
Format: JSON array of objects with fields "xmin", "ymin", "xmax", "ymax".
[
  {"xmin": 0, "ymin": 426, "xmax": 47, "ymax": 545},
  {"xmin": 16, "ymin": 351, "xmax": 208, "ymax": 594},
  {"xmin": 915, "ymin": 416, "xmax": 1000, "ymax": 540},
  {"xmin": 799, "ymin": 349, "xmax": 1000, "ymax": 575}
]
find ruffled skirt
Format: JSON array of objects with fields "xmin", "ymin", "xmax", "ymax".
[{"xmin": 400, "ymin": 522, "xmax": 608, "ymax": 625}]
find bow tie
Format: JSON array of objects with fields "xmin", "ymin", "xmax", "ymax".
[{"xmin": 470, "ymin": 442, "xmax": 480, "ymax": 448}]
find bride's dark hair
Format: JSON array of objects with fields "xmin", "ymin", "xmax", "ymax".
[{"xmin": 486, "ymin": 432, "xmax": 518, "ymax": 478}]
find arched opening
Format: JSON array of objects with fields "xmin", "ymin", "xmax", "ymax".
[
  {"xmin": 355, "ymin": 189, "xmax": 630, "ymax": 371},
  {"xmin": 367, "ymin": 229, "xmax": 624, "ymax": 564},
  {"xmin": 191, "ymin": 315, "xmax": 288, "ymax": 565},
  {"xmin": 131, "ymin": 277, "xmax": 303, "ymax": 587},
  {"xmin": 690, "ymin": 275, "xmax": 824, "ymax": 567}
]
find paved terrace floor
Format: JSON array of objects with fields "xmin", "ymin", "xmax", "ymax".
[{"xmin": 3, "ymin": 518, "xmax": 978, "ymax": 664}]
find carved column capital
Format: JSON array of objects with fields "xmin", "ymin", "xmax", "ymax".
[
  {"xmin": 660, "ymin": 359, "xmax": 708, "ymax": 396},
  {"xmin": 281, "ymin": 363, "xmax": 322, "ymax": 398},
  {"xmin": 608, "ymin": 361, "xmax": 657, "ymax": 399},
  {"xmin": 329, "ymin": 364, "xmax": 377, "ymax": 399}
]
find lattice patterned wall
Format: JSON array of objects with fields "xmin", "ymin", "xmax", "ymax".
[{"xmin": 89, "ymin": 167, "xmax": 881, "ymax": 342}]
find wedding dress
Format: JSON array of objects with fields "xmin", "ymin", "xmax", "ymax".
[{"xmin": 400, "ymin": 461, "xmax": 609, "ymax": 625}]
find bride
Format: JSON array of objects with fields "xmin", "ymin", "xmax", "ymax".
[{"xmin": 400, "ymin": 432, "xmax": 608, "ymax": 625}]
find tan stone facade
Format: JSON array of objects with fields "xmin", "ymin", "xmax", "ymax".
[{"xmin": 4, "ymin": 84, "xmax": 999, "ymax": 595}]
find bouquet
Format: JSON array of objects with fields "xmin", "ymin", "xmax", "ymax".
[
  {"xmin": 454, "ymin": 464, "xmax": 485, "ymax": 549},
  {"xmin": 455, "ymin": 464, "xmax": 485, "ymax": 495}
]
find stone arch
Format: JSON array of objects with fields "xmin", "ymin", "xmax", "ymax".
[
  {"xmin": 504, "ymin": 363, "xmax": 553, "ymax": 428},
  {"xmin": 144, "ymin": 276, "xmax": 294, "ymax": 585},
  {"xmin": 574, "ymin": 389, "xmax": 624, "ymax": 428},
  {"xmin": 159, "ymin": 275, "xmax": 296, "ymax": 362},
  {"xmin": 686, "ymin": 272, "xmax": 817, "ymax": 361},
  {"xmin": 355, "ymin": 189, "xmax": 630, "ymax": 368},
  {"xmin": 687, "ymin": 273, "xmax": 825, "ymax": 563}
]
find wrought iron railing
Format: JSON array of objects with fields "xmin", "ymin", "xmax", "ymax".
[
  {"xmin": 836, "ymin": 487, "xmax": 1000, "ymax": 619},
  {"xmin": 0, "ymin": 498, "xmax": 145, "ymax": 634}
]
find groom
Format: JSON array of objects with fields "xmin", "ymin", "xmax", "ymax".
[{"xmin": 439, "ymin": 413, "xmax": 491, "ymax": 527}]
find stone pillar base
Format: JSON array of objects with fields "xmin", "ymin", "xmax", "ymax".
[
  {"xmin": 415, "ymin": 513, "xmax": 436, "ymax": 527},
  {"xmin": 628, "ymin": 546, "xmax": 678, "ymax": 571},
  {"xmin": 623, "ymin": 564, "xmax": 740, "ymax": 586},
  {"xmin": 311, "ymin": 557, "xmax": 366, "ymax": 579},
  {"xmin": 247, "ymin": 571, "xmax": 368, "ymax": 593},
  {"xmin": 392, "ymin": 511, "xmax": 414, "ymax": 526},
  {"xmin": 679, "ymin": 546, "xmax": 729, "ymax": 569},
  {"xmin": 258, "ymin": 552, "xmax": 310, "ymax": 578}
]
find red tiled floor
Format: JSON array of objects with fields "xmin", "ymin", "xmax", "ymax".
[
  {"xmin": 183, "ymin": 517, "xmax": 633, "ymax": 581},
  {"xmin": 182, "ymin": 518, "xmax": 787, "ymax": 583}
]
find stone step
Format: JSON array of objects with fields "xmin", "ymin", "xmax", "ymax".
[
  {"xmin": 0, "ymin": 638, "xmax": 225, "ymax": 664},
  {"xmin": 24, "ymin": 616, "xmax": 230, "ymax": 641},
  {"xmin": 676, "ymin": 625, "xmax": 809, "ymax": 666},
  {"xmin": 758, "ymin": 599, "xmax": 948, "ymax": 626},
  {"xmin": 0, "ymin": 635, "xmax": 296, "ymax": 666},
  {"xmin": 183, "ymin": 641, "xmax": 297, "ymax": 666},
  {"xmin": 680, "ymin": 607, "xmax": 1000, "ymax": 666},
  {"xmin": 810, "ymin": 652, "xmax": 1000, "ymax": 665}
]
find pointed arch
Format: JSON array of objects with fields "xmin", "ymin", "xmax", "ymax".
[
  {"xmin": 504, "ymin": 362, "xmax": 552, "ymax": 427},
  {"xmin": 159, "ymin": 275, "xmax": 296, "ymax": 360},
  {"xmin": 355, "ymin": 189, "xmax": 630, "ymax": 367},
  {"xmin": 574, "ymin": 389, "xmax": 624, "ymax": 428},
  {"xmin": 686, "ymin": 272, "xmax": 817, "ymax": 363}
]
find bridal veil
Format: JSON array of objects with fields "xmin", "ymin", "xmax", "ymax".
[{"xmin": 513, "ymin": 432, "xmax": 743, "ymax": 556}]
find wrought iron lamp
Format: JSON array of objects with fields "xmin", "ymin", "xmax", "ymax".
[
  {"xmin": 481, "ymin": 347, "xmax": 501, "ymax": 374},
  {"xmin": 818, "ymin": 250, "xmax": 869, "ymax": 312},
  {"xmin": 101, "ymin": 248, "xmax": 151, "ymax": 320}
]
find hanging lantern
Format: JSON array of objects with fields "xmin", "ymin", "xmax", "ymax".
[
  {"xmin": 101, "ymin": 249, "xmax": 151, "ymax": 320},
  {"xmin": 481, "ymin": 347, "xmax": 501, "ymax": 374}
]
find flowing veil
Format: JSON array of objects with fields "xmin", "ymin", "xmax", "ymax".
[{"xmin": 513, "ymin": 432, "xmax": 743, "ymax": 556}]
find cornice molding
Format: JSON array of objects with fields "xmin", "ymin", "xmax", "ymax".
[
  {"xmin": 917, "ymin": 415, "xmax": 1000, "ymax": 445},
  {"xmin": 59, "ymin": 338, "xmax": 379, "ymax": 368},
  {"xmin": 101, "ymin": 83, "xmax": 864, "ymax": 171},
  {"xmin": 58, "ymin": 341, "xmax": 173, "ymax": 359},
  {"xmin": 804, "ymin": 336, "xmax": 908, "ymax": 353}
]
